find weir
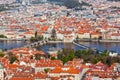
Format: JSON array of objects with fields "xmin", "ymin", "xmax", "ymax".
[{"xmin": 73, "ymin": 41, "xmax": 103, "ymax": 53}]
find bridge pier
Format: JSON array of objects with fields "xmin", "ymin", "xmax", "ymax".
[{"xmin": 23, "ymin": 40, "xmax": 48, "ymax": 48}]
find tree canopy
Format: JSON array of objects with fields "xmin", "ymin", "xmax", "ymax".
[
  {"xmin": 56, "ymin": 49, "xmax": 120, "ymax": 66},
  {"xmin": 0, "ymin": 34, "xmax": 7, "ymax": 38}
]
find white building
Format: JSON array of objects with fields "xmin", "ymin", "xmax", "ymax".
[
  {"xmin": 0, "ymin": 64, "xmax": 4, "ymax": 80},
  {"xmin": 56, "ymin": 33, "xmax": 64, "ymax": 40},
  {"xmin": 22, "ymin": 0, "xmax": 30, "ymax": 5},
  {"xmin": 49, "ymin": 67, "xmax": 81, "ymax": 80}
]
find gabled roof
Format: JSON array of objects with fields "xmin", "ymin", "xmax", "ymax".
[
  {"xmin": 10, "ymin": 77, "xmax": 33, "ymax": 80},
  {"xmin": 96, "ymin": 61, "xmax": 104, "ymax": 66},
  {"xmin": 33, "ymin": 72, "xmax": 48, "ymax": 79},
  {"xmin": 35, "ymin": 59, "xmax": 63, "ymax": 67},
  {"xmin": 50, "ymin": 66, "xmax": 80, "ymax": 74}
]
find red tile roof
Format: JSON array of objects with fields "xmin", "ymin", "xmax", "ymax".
[
  {"xmin": 50, "ymin": 66, "xmax": 80, "ymax": 74},
  {"xmin": 10, "ymin": 77, "xmax": 33, "ymax": 80},
  {"xmin": 33, "ymin": 72, "xmax": 48, "ymax": 79},
  {"xmin": 36, "ymin": 59, "xmax": 63, "ymax": 67}
]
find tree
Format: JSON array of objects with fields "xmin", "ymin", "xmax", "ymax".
[
  {"xmin": 62, "ymin": 56, "xmax": 69, "ymax": 64},
  {"xmin": 0, "ymin": 34, "xmax": 7, "ymax": 38},
  {"xmin": 7, "ymin": 52, "xmax": 13, "ymax": 57},
  {"xmin": 101, "ymin": 50, "xmax": 108, "ymax": 56},
  {"xmin": 35, "ymin": 31, "xmax": 38, "ymax": 38},
  {"xmin": 76, "ymin": 35, "xmax": 79, "ymax": 42},
  {"xmin": 91, "ymin": 57, "xmax": 98, "ymax": 64},
  {"xmin": 30, "ymin": 55, "xmax": 33, "ymax": 59},
  {"xmin": 7, "ymin": 52, "xmax": 18, "ymax": 64},
  {"xmin": 30, "ymin": 37, "xmax": 38, "ymax": 42},
  {"xmin": 75, "ymin": 50, "xmax": 82, "ymax": 58},
  {"xmin": 68, "ymin": 51, "xmax": 75, "ymax": 61},
  {"xmin": 57, "ymin": 53, "xmax": 63, "ymax": 60},
  {"xmin": 44, "ymin": 68, "xmax": 50, "ymax": 73},
  {"xmin": 51, "ymin": 29, "xmax": 56, "ymax": 40},
  {"xmin": 30, "ymin": 35, "xmax": 44, "ymax": 42},
  {"xmin": 2, "ymin": 48, "xmax": 7, "ymax": 52},
  {"xmin": 105, "ymin": 56, "xmax": 112, "ymax": 66},
  {"xmin": 9, "ymin": 56, "xmax": 18, "ymax": 64},
  {"xmin": 35, "ymin": 53, "xmax": 41, "ymax": 60},
  {"xmin": 0, "ymin": 52, "xmax": 4, "ymax": 57},
  {"xmin": 81, "ymin": 49, "xmax": 89, "ymax": 55},
  {"xmin": 51, "ymin": 57, "xmax": 56, "ymax": 60},
  {"xmin": 56, "ymin": 48, "xmax": 119, "ymax": 65},
  {"xmin": 38, "ymin": 35, "xmax": 44, "ymax": 40}
]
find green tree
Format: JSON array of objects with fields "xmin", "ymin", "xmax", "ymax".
[
  {"xmin": 0, "ymin": 52, "xmax": 5, "ymax": 57},
  {"xmin": 91, "ymin": 58, "xmax": 98, "ymax": 64},
  {"xmin": 101, "ymin": 50, "xmax": 108, "ymax": 56},
  {"xmin": 76, "ymin": 35, "xmax": 79, "ymax": 42},
  {"xmin": 51, "ymin": 57, "xmax": 56, "ymax": 60},
  {"xmin": 35, "ymin": 31, "xmax": 38, "ymax": 38},
  {"xmin": 7, "ymin": 52, "xmax": 13, "ymax": 57},
  {"xmin": 9, "ymin": 56, "xmax": 18, "ymax": 64},
  {"xmin": 51, "ymin": 29, "xmax": 56, "ymax": 40},
  {"xmin": 38, "ymin": 35, "xmax": 44, "ymax": 40},
  {"xmin": 62, "ymin": 56, "xmax": 69, "ymax": 64},
  {"xmin": 0, "ymin": 34, "xmax": 7, "ymax": 38},
  {"xmin": 68, "ymin": 51, "xmax": 75, "ymax": 61},
  {"xmin": 35, "ymin": 53, "xmax": 41, "ymax": 60},
  {"xmin": 30, "ymin": 55, "xmax": 33, "ymax": 59},
  {"xmin": 75, "ymin": 50, "xmax": 82, "ymax": 58},
  {"xmin": 30, "ymin": 37, "xmax": 38, "ymax": 42},
  {"xmin": 57, "ymin": 53, "xmax": 63, "ymax": 60},
  {"xmin": 81, "ymin": 49, "xmax": 89, "ymax": 55},
  {"xmin": 2, "ymin": 48, "xmax": 7, "ymax": 52},
  {"xmin": 44, "ymin": 68, "xmax": 50, "ymax": 73}
]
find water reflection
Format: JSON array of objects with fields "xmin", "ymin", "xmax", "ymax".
[
  {"xmin": 0, "ymin": 40, "xmax": 27, "ymax": 50},
  {"xmin": 36, "ymin": 43, "xmax": 85, "ymax": 53},
  {"xmin": 79, "ymin": 41, "xmax": 120, "ymax": 54}
]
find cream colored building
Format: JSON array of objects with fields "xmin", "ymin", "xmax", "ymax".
[
  {"xmin": 49, "ymin": 67, "xmax": 81, "ymax": 80},
  {"xmin": 0, "ymin": 64, "xmax": 4, "ymax": 80}
]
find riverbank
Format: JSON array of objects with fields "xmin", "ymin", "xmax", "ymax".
[
  {"xmin": 78, "ymin": 39, "xmax": 120, "ymax": 43},
  {"xmin": 0, "ymin": 38, "xmax": 29, "ymax": 41},
  {"xmin": 1, "ymin": 37, "xmax": 120, "ymax": 43},
  {"xmin": 48, "ymin": 40, "xmax": 72, "ymax": 43}
]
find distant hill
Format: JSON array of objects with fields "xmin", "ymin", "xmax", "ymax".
[
  {"xmin": 48, "ymin": 0, "xmax": 91, "ymax": 9},
  {"xmin": 107, "ymin": 0, "xmax": 120, "ymax": 1},
  {"xmin": 47, "ymin": 0, "xmax": 64, "ymax": 2}
]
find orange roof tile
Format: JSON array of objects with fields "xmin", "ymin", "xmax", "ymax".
[
  {"xmin": 50, "ymin": 66, "xmax": 80, "ymax": 74},
  {"xmin": 10, "ymin": 77, "xmax": 32, "ymax": 80},
  {"xmin": 7, "ymin": 64, "xmax": 18, "ymax": 69}
]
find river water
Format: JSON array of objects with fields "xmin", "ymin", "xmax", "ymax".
[
  {"xmin": 36, "ymin": 43, "xmax": 86, "ymax": 53},
  {"xmin": 0, "ymin": 40, "xmax": 26, "ymax": 50},
  {"xmin": 0, "ymin": 40, "xmax": 120, "ymax": 54},
  {"xmin": 80, "ymin": 41, "xmax": 120, "ymax": 54}
]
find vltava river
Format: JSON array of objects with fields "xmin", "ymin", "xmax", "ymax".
[{"xmin": 0, "ymin": 40, "xmax": 120, "ymax": 54}]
